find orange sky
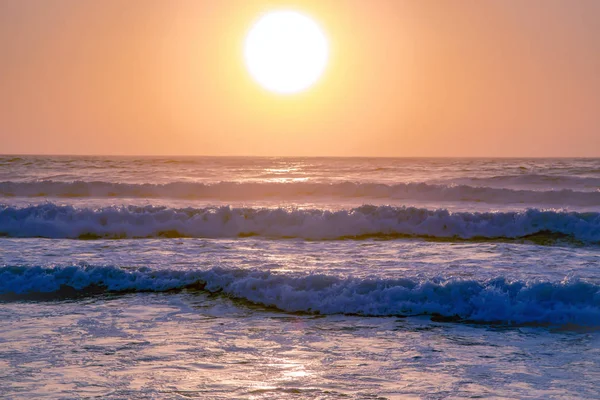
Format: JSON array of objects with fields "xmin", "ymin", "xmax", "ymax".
[{"xmin": 1, "ymin": 0, "xmax": 599, "ymax": 156}]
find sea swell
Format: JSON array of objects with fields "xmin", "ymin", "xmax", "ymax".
[
  {"xmin": 448, "ymin": 174, "xmax": 600, "ymax": 191},
  {"xmin": 1, "ymin": 265, "xmax": 599, "ymax": 327},
  {"xmin": 1, "ymin": 180, "xmax": 599, "ymax": 205},
  {"xmin": 1, "ymin": 203, "xmax": 599, "ymax": 242}
]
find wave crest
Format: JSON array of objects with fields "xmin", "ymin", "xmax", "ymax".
[
  {"xmin": 1, "ymin": 180, "xmax": 599, "ymax": 205},
  {"xmin": 450, "ymin": 174, "xmax": 600, "ymax": 190},
  {"xmin": 1, "ymin": 203, "xmax": 599, "ymax": 242},
  {"xmin": 1, "ymin": 265, "xmax": 599, "ymax": 326}
]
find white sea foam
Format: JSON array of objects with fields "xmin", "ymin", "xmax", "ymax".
[
  {"xmin": 1, "ymin": 265, "xmax": 599, "ymax": 326},
  {"xmin": 1, "ymin": 203, "xmax": 599, "ymax": 242},
  {"xmin": 1, "ymin": 180, "xmax": 599, "ymax": 205}
]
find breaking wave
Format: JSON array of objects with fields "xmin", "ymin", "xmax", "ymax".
[
  {"xmin": 1, "ymin": 265, "xmax": 599, "ymax": 327},
  {"xmin": 1, "ymin": 203, "xmax": 599, "ymax": 242},
  {"xmin": 1, "ymin": 180, "xmax": 599, "ymax": 205}
]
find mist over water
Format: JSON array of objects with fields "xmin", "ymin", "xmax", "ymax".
[{"xmin": 1, "ymin": 156, "xmax": 600, "ymax": 399}]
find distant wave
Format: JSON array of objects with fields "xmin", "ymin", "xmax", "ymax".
[
  {"xmin": 449, "ymin": 174, "xmax": 600, "ymax": 190},
  {"xmin": 1, "ymin": 203, "xmax": 599, "ymax": 242},
  {"xmin": 1, "ymin": 180, "xmax": 600, "ymax": 205},
  {"xmin": 1, "ymin": 265, "xmax": 599, "ymax": 327},
  {"xmin": 0, "ymin": 157, "xmax": 24, "ymax": 164}
]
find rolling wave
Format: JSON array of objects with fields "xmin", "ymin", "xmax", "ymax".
[
  {"xmin": 449, "ymin": 174, "xmax": 600, "ymax": 190},
  {"xmin": 1, "ymin": 180, "xmax": 599, "ymax": 205},
  {"xmin": 1, "ymin": 265, "xmax": 599, "ymax": 326},
  {"xmin": 1, "ymin": 203, "xmax": 599, "ymax": 242}
]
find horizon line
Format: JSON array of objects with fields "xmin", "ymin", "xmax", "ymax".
[{"xmin": 1, "ymin": 153, "xmax": 599, "ymax": 159}]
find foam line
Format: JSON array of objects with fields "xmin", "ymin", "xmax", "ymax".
[
  {"xmin": 1, "ymin": 204, "xmax": 599, "ymax": 242},
  {"xmin": 1, "ymin": 265, "xmax": 599, "ymax": 326}
]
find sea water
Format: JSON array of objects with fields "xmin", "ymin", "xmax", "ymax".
[{"xmin": 0, "ymin": 156, "xmax": 599, "ymax": 399}]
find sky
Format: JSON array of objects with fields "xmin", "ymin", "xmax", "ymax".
[{"xmin": 1, "ymin": 0, "xmax": 599, "ymax": 157}]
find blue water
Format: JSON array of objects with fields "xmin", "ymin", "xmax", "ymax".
[{"xmin": 1, "ymin": 156, "xmax": 599, "ymax": 399}]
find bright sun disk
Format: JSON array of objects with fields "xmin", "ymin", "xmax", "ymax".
[{"xmin": 244, "ymin": 10, "xmax": 329, "ymax": 94}]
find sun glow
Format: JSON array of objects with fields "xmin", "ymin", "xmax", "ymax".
[{"xmin": 244, "ymin": 10, "xmax": 329, "ymax": 94}]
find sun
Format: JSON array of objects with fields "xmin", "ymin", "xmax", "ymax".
[{"xmin": 244, "ymin": 10, "xmax": 329, "ymax": 94}]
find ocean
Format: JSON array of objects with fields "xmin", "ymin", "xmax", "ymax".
[{"xmin": 1, "ymin": 156, "xmax": 599, "ymax": 399}]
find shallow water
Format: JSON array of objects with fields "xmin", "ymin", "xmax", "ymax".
[{"xmin": 3, "ymin": 293, "xmax": 600, "ymax": 399}]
